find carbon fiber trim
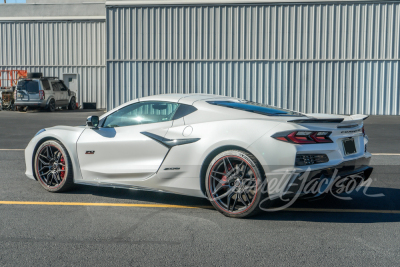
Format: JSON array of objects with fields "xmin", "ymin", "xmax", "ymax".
[{"xmin": 141, "ymin": 131, "xmax": 200, "ymax": 148}]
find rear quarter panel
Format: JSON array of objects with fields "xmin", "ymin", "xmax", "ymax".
[{"xmin": 155, "ymin": 119, "xmax": 283, "ymax": 197}]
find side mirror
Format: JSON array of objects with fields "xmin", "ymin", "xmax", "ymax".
[{"xmin": 86, "ymin": 116, "xmax": 99, "ymax": 128}]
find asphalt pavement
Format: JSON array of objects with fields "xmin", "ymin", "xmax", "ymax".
[{"xmin": 0, "ymin": 110, "xmax": 399, "ymax": 266}]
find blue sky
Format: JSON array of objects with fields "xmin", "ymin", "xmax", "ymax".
[{"xmin": 1, "ymin": 0, "xmax": 27, "ymax": 3}]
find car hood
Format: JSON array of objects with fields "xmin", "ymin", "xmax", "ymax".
[{"xmin": 46, "ymin": 125, "xmax": 86, "ymax": 132}]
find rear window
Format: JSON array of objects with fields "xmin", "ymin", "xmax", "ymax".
[
  {"xmin": 17, "ymin": 80, "xmax": 39, "ymax": 94},
  {"xmin": 41, "ymin": 79, "xmax": 51, "ymax": 90},
  {"xmin": 207, "ymin": 101, "xmax": 304, "ymax": 116}
]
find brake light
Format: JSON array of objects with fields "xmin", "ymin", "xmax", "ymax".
[
  {"xmin": 39, "ymin": 90, "xmax": 45, "ymax": 100},
  {"xmin": 362, "ymin": 126, "xmax": 365, "ymax": 136},
  {"xmin": 273, "ymin": 131, "xmax": 333, "ymax": 144}
]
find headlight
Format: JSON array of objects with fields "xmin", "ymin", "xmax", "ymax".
[{"xmin": 35, "ymin": 129, "xmax": 46, "ymax": 136}]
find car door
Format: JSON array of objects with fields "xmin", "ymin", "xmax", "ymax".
[
  {"xmin": 58, "ymin": 80, "xmax": 69, "ymax": 105},
  {"xmin": 76, "ymin": 101, "xmax": 180, "ymax": 183},
  {"xmin": 50, "ymin": 80, "xmax": 61, "ymax": 103}
]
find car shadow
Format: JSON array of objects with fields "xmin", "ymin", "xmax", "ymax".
[
  {"xmin": 67, "ymin": 184, "xmax": 400, "ymax": 223},
  {"xmin": 252, "ymin": 186, "xmax": 400, "ymax": 223},
  {"xmin": 69, "ymin": 184, "xmax": 211, "ymax": 207}
]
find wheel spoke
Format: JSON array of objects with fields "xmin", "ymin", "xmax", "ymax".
[
  {"xmin": 210, "ymin": 175, "xmax": 225, "ymax": 184},
  {"xmin": 223, "ymin": 158, "xmax": 228, "ymax": 173},
  {"xmin": 243, "ymin": 190, "xmax": 252, "ymax": 203},
  {"xmin": 42, "ymin": 170, "xmax": 51, "ymax": 176},
  {"xmin": 226, "ymin": 192, "xmax": 235, "ymax": 211},
  {"xmin": 38, "ymin": 158, "xmax": 50, "ymax": 166},
  {"xmin": 39, "ymin": 166, "xmax": 50, "ymax": 172},
  {"xmin": 238, "ymin": 194, "xmax": 248, "ymax": 207},
  {"xmin": 230, "ymin": 195, "xmax": 238, "ymax": 211},
  {"xmin": 241, "ymin": 165, "xmax": 248, "ymax": 178},
  {"xmin": 226, "ymin": 157, "xmax": 234, "ymax": 170},
  {"xmin": 211, "ymin": 170, "xmax": 226, "ymax": 176},
  {"xmin": 46, "ymin": 172, "xmax": 52, "ymax": 184},
  {"xmin": 46, "ymin": 146, "xmax": 52, "ymax": 159},
  {"xmin": 39, "ymin": 154, "xmax": 51, "ymax": 161},
  {"xmin": 52, "ymin": 173, "xmax": 59, "ymax": 184},
  {"xmin": 212, "ymin": 184, "xmax": 229, "ymax": 195},
  {"xmin": 214, "ymin": 187, "xmax": 235, "ymax": 200}
]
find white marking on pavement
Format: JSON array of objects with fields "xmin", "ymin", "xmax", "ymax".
[{"xmin": 372, "ymin": 153, "xmax": 400, "ymax": 156}]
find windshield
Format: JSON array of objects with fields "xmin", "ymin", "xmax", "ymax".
[
  {"xmin": 207, "ymin": 100, "xmax": 304, "ymax": 116},
  {"xmin": 17, "ymin": 80, "xmax": 39, "ymax": 94}
]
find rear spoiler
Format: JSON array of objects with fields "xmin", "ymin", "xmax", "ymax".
[
  {"xmin": 288, "ymin": 118, "xmax": 344, "ymax": 123},
  {"xmin": 350, "ymin": 114, "xmax": 369, "ymax": 121},
  {"xmin": 289, "ymin": 114, "xmax": 369, "ymax": 124}
]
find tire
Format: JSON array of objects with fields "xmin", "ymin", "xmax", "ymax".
[
  {"xmin": 68, "ymin": 97, "xmax": 76, "ymax": 110},
  {"xmin": 34, "ymin": 140, "xmax": 74, "ymax": 193},
  {"xmin": 48, "ymin": 99, "xmax": 56, "ymax": 112},
  {"xmin": 17, "ymin": 106, "xmax": 26, "ymax": 112},
  {"xmin": 205, "ymin": 150, "xmax": 268, "ymax": 218}
]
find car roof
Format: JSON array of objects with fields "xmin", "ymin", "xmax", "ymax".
[
  {"xmin": 139, "ymin": 94, "xmax": 239, "ymax": 105},
  {"xmin": 101, "ymin": 94, "xmax": 241, "ymax": 120}
]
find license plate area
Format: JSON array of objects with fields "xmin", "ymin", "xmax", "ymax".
[{"xmin": 342, "ymin": 137, "xmax": 357, "ymax": 155}]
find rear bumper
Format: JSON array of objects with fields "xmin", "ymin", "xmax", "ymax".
[
  {"xmin": 283, "ymin": 157, "xmax": 373, "ymax": 199},
  {"xmin": 15, "ymin": 100, "xmax": 46, "ymax": 108}
]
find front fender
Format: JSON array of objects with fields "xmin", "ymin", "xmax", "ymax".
[{"xmin": 25, "ymin": 126, "xmax": 86, "ymax": 182}]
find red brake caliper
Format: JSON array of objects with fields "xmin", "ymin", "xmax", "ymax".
[
  {"xmin": 60, "ymin": 157, "xmax": 65, "ymax": 179},
  {"xmin": 221, "ymin": 164, "xmax": 232, "ymax": 184}
]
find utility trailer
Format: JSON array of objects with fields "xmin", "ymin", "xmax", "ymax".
[{"xmin": 0, "ymin": 70, "xmax": 27, "ymax": 111}]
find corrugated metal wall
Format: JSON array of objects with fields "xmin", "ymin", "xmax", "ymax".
[
  {"xmin": 0, "ymin": 20, "xmax": 106, "ymax": 108},
  {"xmin": 107, "ymin": 2, "xmax": 400, "ymax": 115}
]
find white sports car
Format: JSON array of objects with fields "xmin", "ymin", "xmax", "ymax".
[{"xmin": 25, "ymin": 94, "xmax": 373, "ymax": 218}]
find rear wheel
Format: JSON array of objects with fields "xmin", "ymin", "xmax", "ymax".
[
  {"xmin": 205, "ymin": 150, "xmax": 268, "ymax": 218},
  {"xmin": 48, "ymin": 99, "xmax": 56, "ymax": 112},
  {"xmin": 68, "ymin": 97, "xmax": 76, "ymax": 110},
  {"xmin": 34, "ymin": 140, "xmax": 74, "ymax": 192}
]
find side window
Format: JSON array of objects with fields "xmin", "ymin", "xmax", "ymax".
[
  {"xmin": 59, "ymin": 81, "xmax": 68, "ymax": 91},
  {"xmin": 41, "ymin": 79, "xmax": 51, "ymax": 90},
  {"xmin": 51, "ymin": 82, "xmax": 60, "ymax": 91},
  {"xmin": 103, "ymin": 101, "xmax": 180, "ymax": 128}
]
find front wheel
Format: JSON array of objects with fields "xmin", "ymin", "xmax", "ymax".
[
  {"xmin": 205, "ymin": 150, "xmax": 268, "ymax": 218},
  {"xmin": 34, "ymin": 140, "xmax": 74, "ymax": 192}
]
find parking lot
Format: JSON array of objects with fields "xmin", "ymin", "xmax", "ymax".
[{"xmin": 1, "ymin": 111, "xmax": 400, "ymax": 266}]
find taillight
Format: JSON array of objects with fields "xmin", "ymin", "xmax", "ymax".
[
  {"xmin": 362, "ymin": 126, "xmax": 365, "ymax": 136},
  {"xmin": 273, "ymin": 131, "xmax": 333, "ymax": 144},
  {"xmin": 39, "ymin": 90, "xmax": 45, "ymax": 100}
]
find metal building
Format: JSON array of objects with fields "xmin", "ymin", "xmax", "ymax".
[
  {"xmin": 106, "ymin": 0, "xmax": 400, "ymax": 115},
  {"xmin": 1, "ymin": 0, "xmax": 399, "ymax": 114},
  {"xmin": 0, "ymin": 1, "xmax": 107, "ymax": 108}
]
